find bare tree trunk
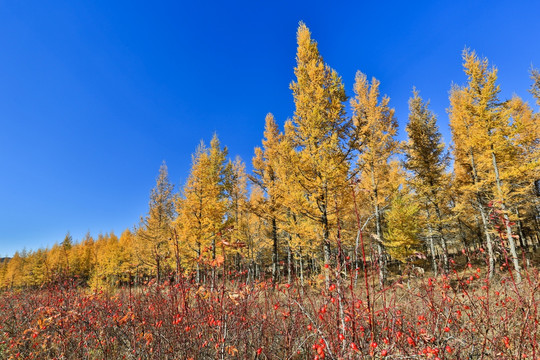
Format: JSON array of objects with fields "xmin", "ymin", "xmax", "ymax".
[
  {"xmin": 155, "ymin": 250, "xmax": 161, "ymax": 285},
  {"xmin": 373, "ymin": 204, "xmax": 387, "ymax": 288},
  {"xmin": 271, "ymin": 217, "xmax": 278, "ymax": 283},
  {"xmin": 299, "ymin": 249, "xmax": 304, "ymax": 286},
  {"xmin": 515, "ymin": 208, "xmax": 528, "ymax": 250},
  {"xmin": 196, "ymin": 244, "xmax": 201, "ymax": 283},
  {"xmin": 211, "ymin": 238, "xmax": 216, "ymax": 290},
  {"xmin": 287, "ymin": 246, "xmax": 292, "ymax": 284},
  {"xmin": 433, "ymin": 203, "xmax": 449, "ymax": 272},
  {"xmin": 427, "ymin": 220, "xmax": 438, "ymax": 276},
  {"xmin": 470, "ymin": 150, "xmax": 495, "ymax": 278},
  {"xmin": 321, "ymin": 185, "xmax": 331, "ymax": 289},
  {"xmin": 491, "ymin": 150, "xmax": 521, "ymax": 282},
  {"xmin": 478, "ymin": 200, "xmax": 495, "ymax": 278},
  {"xmin": 371, "ymin": 170, "xmax": 386, "ymax": 287}
]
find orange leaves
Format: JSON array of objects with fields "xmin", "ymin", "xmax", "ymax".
[{"xmin": 209, "ymin": 255, "xmax": 224, "ymax": 268}]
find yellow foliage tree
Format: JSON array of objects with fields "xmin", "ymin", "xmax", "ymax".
[
  {"xmin": 405, "ymin": 89, "xmax": 450, "ymax": 274},
  {"xmin": 450, "ymin": 50, "xmax": 523, "ymax": 280},
  {"xmin": 250, "ymin": 113, "xmax": 286, "ymax": 281},
  {"xmin": 177, "ymin": 135, "xmax": 229, "ymax": 282},
  {"xmin": 351, "ymin": 71, "xmax": 400, "ymax": 285},
  {"xmin": 136, "ymin": 162, "xmax": 176, "ymax": 284},
  {"xmin": 384, "ymin": 190, "xmax": 421, "ymax": 262},
  {"xmin": 286, "ymin": 22, "xmax": 350, "ymax": 286}
]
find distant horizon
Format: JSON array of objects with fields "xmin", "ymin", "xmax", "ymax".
[{"xmin": 1, "ymin": 1, "xmax": 539, "ymax": 257}]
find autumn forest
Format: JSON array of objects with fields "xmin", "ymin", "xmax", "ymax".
[{"xmin": 0, "ymin": 23, "xmax": 539, "ymax": 359}]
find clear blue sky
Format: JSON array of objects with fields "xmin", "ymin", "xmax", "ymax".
[{"xmin": 1, "ymin": 1, "xmax": 539, "ymax": 256}]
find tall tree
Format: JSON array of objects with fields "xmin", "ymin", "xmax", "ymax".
[
  {"xmin": 224, "ymin": 156, "xmax": 249, "ymax": 270},
  {"xmin": 450, "ymin": 50, "xmax": 522, "ymax": 281},
  {"xmin": 177, "ymin": 143, "xmax": 211, "ymax": 281},
  {"xmin": 137, "ymin": 161, "xmax": 176, "ymax": 284},
  {"xmin": 505, "ymin": 96, "xmax": 540, "ymax": 248},
  {"xmin": 177, "ymin": 135, "xmax": 229, "ymax": 283},
  {"xmin": 449, "ymin": 84, "xmax": 497, "ymax": 276},
  {"xmin": 465, "ymin": 50, "xmax": 522, "ymax": 281},
  {"xmin": 405, "ymin": 89, "xmax": 450, "ymax": 274},
  {"xmin": 351, "ymin": 71, "xmax": 399, "ymax": 285},
  {"xmin": 286, "ymin": 22, "xmax": 350, "ymax": 287},
  {"xmin": 250, "ymin": 113, "xmax": 284, "ymax": 282}
]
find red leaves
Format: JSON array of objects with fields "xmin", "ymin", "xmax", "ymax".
[{"xmin": 0, "ymin": 265, "xmax": 537, "ymax": 360}]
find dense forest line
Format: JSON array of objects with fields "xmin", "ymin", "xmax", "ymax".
[{"xmin": 1, "ymin": 23, "xmax": 539, "ymax": 289}]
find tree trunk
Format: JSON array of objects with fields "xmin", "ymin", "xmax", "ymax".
[
  {"xmin": 515, "ymin": 208, "xmax": 528, "ymax": 250},
  {"xmin": 426, "ymin": 219, "xmax": 438, "ymax": 276},
  {"xmin": 299, "ymin": 249, "xmax": 304, "ymax": 286},
  {"xmin": 478, "ymin": 200, "xmax": 495, "ymax": 278},
  {"xmin": 155, "ymin": 250, "xmax": 161, "ymax": 285},
  {"xmin": 321, "ymin": 184, "xmax": 331, "ymax": 289},
  {"xmin": 433, "ymin": 203, "xmax": 449, "ymax": 272},
  {"xmin": 372, "ymin": 184, "xmax": 386, "ymax": 286},
  {"xmin": 469, "ymin": 149, "xmax": 495, "ymax": 278},
  {"xmin": 491, "ymin": 150, "xmax": 521, "ymax": 282},
  {"xmin": 271, "ymin": 217, "xmax": 278, "ymax": 283},
  {"xmin": 287, "ymin": 246, "xmax": 292, "ymax": 284},
  {"xmin": 323, "ymin": 216, "xmax": 331, "ymax": 289},
  {"xmin": 196, "ymin": 244, "xmax": 201, "ymax": 283}
]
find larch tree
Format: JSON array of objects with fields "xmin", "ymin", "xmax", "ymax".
[
  {"xmin": 383, "ymin": 188, "xmax": 421, "ymax": 262},
  {"xmin": 223, "ymin": 156, "xmax": 250, "ymax": 271},
  {"xmin": 405, "ymin": 89, "xmax": 450, "ymax": 274},
  {"xmin": 464, "ymin": 50, "xmax": 522, "ymax": 282},
  {"xmin": 177, "ymin": 135, "xmax": 229, "ymax": 283},
  {"xmin": 530, "ymin": 68, "xmax": 540, "ymax": 106},
  {"xmin": 137, "ymin": 161, "xmax": 176, "ymax": 284},
  {"xmin": 250, "ymin": 113, "xmax": 284, "ymax": 282},
  {"xmin": 280, "ymin": 120, "xmax": 317, "ymax": 284},
  {"xmin": 3, "ymin": 252, "xmax": 24, "ymax": 287},
  {"xmin": 61, "ymin": 232, "xmax": 73, "ymax": 276},
  {"xmin": 351, "ymin": 71, "xmax": 399, "ymax": 286},
  {"xmin": 177, "ymin": 143, "xmax": 210, "ymax": 281},
  {"xmin": 505, "ymin": 97, "xmax": 540, "ymax": 249},
  {"xmin": 287, "ymin": 22, "xmax": 350, "ymax": 287},
  {"xmin": 450, "ymin": 50, "xmax": 521, "ymax": 281},
  {"xmin": 207, "ymin": 134, "xmax": 230, "ymax": 266},
  {"xmin": 246, "ymin": 187, "xmax": 272, "ymax": 282},
  {"xmin": 449, "ymin": 84, "xmax": 497, "ymax": 277}
]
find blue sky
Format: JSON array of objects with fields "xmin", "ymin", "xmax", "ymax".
[{"xmin": 0, "ymin": 1, "xmax": 539, "ymax": 256}]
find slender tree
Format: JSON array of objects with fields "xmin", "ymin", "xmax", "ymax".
[
  {"xmin": 136, "ymin": 161, "xmax": 176, "ymax": 284},
  {"xmin": 250, "ymin": 113, "xmax": 284, "ymax": 282},
  {"xmin": 405, "ymin": 89, "xmax": 450, "ymax": 274},
  {"xmin": 351, "ymin": 71, "xmax": 399, "ymax": 286},
  {"xmin": 450, "ymin": 50, "xmax": 522, "ymax": 281},
  {"xmin": 286, "ymin": 22, "xmax": 350, "ymax": 287},
  {"xmin": 177, "ymin": 135, "xmax": 229, "ymax": 283}
]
